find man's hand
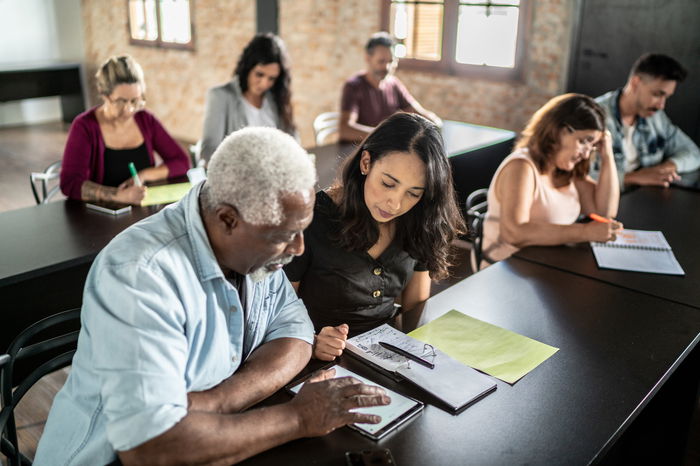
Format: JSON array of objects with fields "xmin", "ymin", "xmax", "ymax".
[
  {"xmin": 625, "ymin": 161, "xmax": 680, "ymax": 187},
  {"xmin": 291, "ymin": 369, "xmax": 391, "ymax": 437},
  {"xmin": 314, "ymin": 324, "xmax": 349, "ymax": 361}
]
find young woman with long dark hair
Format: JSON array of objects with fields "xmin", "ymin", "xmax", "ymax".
[
  {"xmin": 201, "ymin": 33, "xmax": 296, "ymax": 162},
  {"xmin": 285, "ymin": 112, "xmax": 466, "ymax": 361}
]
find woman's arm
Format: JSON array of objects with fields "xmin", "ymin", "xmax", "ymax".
[
  {"xmin": 399, "ymin": 271, "xmax": 431, "ymax": 314},
  {"xmin": 145, "ymin": 112, "xmax": 191, "ymax": 179},
  {"xmin": 201, "ymin": 87, "xmax": 230, "ymax": 162},
  {"xmin": 81, "ymin": 180, "xmax": 145, "ymax": 204},
  {"xmin": 575, "ymin": 131, "xmax": 620, "ymax": 217},
  {"xmin": 497, "ymin": 159, "xmax": 616, "ymax": 246}
]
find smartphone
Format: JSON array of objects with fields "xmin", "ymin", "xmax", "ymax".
[{"xmin": 345, "ymin": 448, "xmax": 396, "ymax": 466}]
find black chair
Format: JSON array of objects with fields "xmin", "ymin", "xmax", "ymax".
[
  {"xmin": 1, "ymin": 308, "xmax": 80, "ymax": 466},
  {"xmin": 465, "ymin": 188, "xmax": 488, "ymax": 272}
]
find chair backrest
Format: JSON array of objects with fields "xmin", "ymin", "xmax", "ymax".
[
  {"xmin": 29, "ymin": 161, "xmax": 62, "ymax": 205},
  {"xmin": 465, "ymin": 188, "xmax": 488, "ymax": 272},
  {"xmin": 313, "ymin": 112, "xmax": 340, "ymax": 146},
  {"xmin": 188, "ymin": 140, "xmax": 206, "ymax": 168},
  {"xmin": 1, "ymin": 308, "xmax": 80, "ymax": 466}
]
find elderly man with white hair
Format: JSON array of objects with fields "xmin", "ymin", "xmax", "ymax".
[{"xmin": 35, "ymin": 127, "xmax": 390, "ymax": 466}]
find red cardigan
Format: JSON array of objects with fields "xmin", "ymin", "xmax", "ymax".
[{"xmin": 60, "ymin": 107, "xmax": 191, "ymax": 199}]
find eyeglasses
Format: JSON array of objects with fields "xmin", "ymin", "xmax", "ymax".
[{"xmin": 108, "ymin": 96, "xmax": 146, "ymax": 110}]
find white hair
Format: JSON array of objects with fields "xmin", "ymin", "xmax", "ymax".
[{"xmin": 204, "ymin": 127, "xmax": 316, "ymax": 225}]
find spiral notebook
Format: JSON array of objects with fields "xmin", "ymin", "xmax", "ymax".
[{"xmin": 590, "ymin": 229, "xmax": 684, "ymax": 275}]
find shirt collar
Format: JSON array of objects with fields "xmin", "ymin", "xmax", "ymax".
[
  {"xmin": 613, "ymin": 87, "xmax": 648, "ymax": 130},
  {"xmin": 183, "ymin": 181, "xmax": 226, "ymax": 282}
]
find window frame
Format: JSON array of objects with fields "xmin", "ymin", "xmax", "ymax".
[
  {"xmin": 127, "ymin": 0, "xmax": 196, "ymax": 51},
  {"xmin": 380, "ymin": 0, "xmax": 531, "ymax": 81}
]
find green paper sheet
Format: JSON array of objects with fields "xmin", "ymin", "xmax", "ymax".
[
  {"xmin": 141, "ymin": 182, "xmax": 192, "ymax": 206},
  {"xmin": 408, "ymin": 310, "xmax": 558, "ymax": 384}
]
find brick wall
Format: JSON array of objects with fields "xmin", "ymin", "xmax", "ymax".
[
  {"xmin": 81, "ymin": 0, "xmax": 574, "ymax": 147},
  {"xmin": 81, "ymin": 0, "xmax": 255, "ymax": 142}
]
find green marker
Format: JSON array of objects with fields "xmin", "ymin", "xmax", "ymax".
[{"xmin": 128, "ymin": 162, "xmax": 142, "ymax": 187}]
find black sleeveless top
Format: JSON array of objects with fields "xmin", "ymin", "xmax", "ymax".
[{"xmin": 102, "ymin": 143, "xmax": 150, "ymax": 187}]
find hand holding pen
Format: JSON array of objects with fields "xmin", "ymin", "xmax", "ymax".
[{"xmin": 588, "ymin": 213, "xmax": 624, "ymax": 242}]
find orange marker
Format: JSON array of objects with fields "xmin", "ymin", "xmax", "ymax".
[{"xmin": 589, "ymin": 213, "xmax": 611, "ymax": 223}]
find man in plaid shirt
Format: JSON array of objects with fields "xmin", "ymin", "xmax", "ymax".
[{"xmin": 592, "ymin": 53, "xmax": 700, "ymax": 190}]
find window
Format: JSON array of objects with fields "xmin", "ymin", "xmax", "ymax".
[
  {"xmin": 128, "ymin": 0, "xmax": 194, "ymax": 50},
  {"xmin": 382, "ymin": 0, "xmax": 529, "ymax": 80}
]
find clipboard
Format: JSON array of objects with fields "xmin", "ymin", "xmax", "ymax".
[
  {"xmin": 345, "ymin": 324, "xmax": 497, "ymax": 413},
  {"xmin": 285, "ymin": 365, "xmax": 424, "ymax": 441}
]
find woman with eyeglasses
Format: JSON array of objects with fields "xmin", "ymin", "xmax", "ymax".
[
  {"xmin": 284, "ymin": 113, "xmax": 466, "ymax": 361},
  {"xmin": 477, "ymin": 93, "xmax": 622, "ymax": 270},
  {"xmin": 60, "ymin": 55, "xmax": 190, "ymax": 204},
  {"xmin": 200, "ymin": 33, "xmax": 296, "ymax": 163}
]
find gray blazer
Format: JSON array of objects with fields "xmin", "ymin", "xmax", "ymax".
[{"xmin": 200, "ymin": 76, "xmax": 296, "ymax": 162}]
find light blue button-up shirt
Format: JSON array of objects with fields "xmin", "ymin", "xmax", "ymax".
[{"xmin": 34, "ymin": 183, "xmax": 314, "ymax": 465}]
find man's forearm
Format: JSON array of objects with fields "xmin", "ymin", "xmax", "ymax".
[
  {"xmin": 188, "ymin": 337, "xmax": 311, "ymax": 414},
  {"xmin": 119, "ymin": 403, "xmax": 303, "ymax": 466}
]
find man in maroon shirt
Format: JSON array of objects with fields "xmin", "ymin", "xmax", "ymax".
[{"xmin": 339, "ymin": 32, "xmax": 441, "ymax": 142}]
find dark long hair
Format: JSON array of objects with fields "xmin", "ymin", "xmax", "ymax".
[
  {"xmin": 333, "ymin": 113, "xmax": 466, "ymax": 280},
  {"xmin": 516, "ymin": 93, "xmax": 605, "ymax": 180},
  {"xmin": 234, "ymin": 33, "xmax": 295, "ymax": 133}
]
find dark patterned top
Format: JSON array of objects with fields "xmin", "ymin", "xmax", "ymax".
[{"xmin": 284, "ymin": 191, "xmax": 427, "ymax": 337}]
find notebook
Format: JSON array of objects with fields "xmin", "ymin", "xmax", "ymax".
[
  {"xmin": 590, "ymin": 229, "xmax": 684, "ymax": 275},
  {"xmin": 286, "ymin": 365, "xmax": 424, "ymax": 440},
  {"xmin": 345, "ymin": 324, "xmax": 497, "ymax": 413}
]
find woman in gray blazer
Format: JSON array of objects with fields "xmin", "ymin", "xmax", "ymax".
[{"xmin": 201, "ymin": 33, "xmax": 297, "ymax": 162}]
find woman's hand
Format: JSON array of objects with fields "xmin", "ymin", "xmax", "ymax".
[
  {"xmin": 584, "ymin": 219, "xmax": 623, "ymax": 242},
  {"xmin": 596, "ymin": 130, "xmax": 615, "ymax": 165},
  {"xmin": 313, "ymin": 324, "xmax": 349, "ymax": 361},
  {"xmin": 114, "ymin": 184, "xmax": 146, "ymax": 205}
]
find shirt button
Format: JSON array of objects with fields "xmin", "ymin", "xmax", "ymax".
[
  {"xmin": 372, "ymin": 290, "xmax": 382, "ymax": 298},
  {"xmin": 373, "ymin": 267, "xmax": 382, "ymax": 275},
  {"xmin": 230, "ymin": 306, "xmax": 237, "ymax": 313}
]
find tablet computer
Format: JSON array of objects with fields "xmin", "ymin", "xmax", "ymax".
[{"xmin": 286, "ymin": 365, "xmax": 424, "ymax": 441}]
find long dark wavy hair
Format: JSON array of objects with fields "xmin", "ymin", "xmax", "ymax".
[
  {"xmin": 516, "ymin": 93, "xmax": 605, "ymax": 181},
  {"xmin": 333, "ymin": 113, "xmax": 466, "ymax": 280},
  {"xmin": 234, "ymin": 33, "xmax": 295, "ymax": 133}
]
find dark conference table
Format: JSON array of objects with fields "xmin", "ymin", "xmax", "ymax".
[
  {"xmin": 241, "ymin": 259, "xmax": 700, "ymax": 465},
  {"xmin": 514, "ymin": 186, "xmax": 700, "ymax": 309},
  {"xmin": 0, "ymin": 201, "xmax": 158, "ymax": 350},
  {"xmin": 311, "ymin": 120, "xmax": 515, "ymax": 202}
]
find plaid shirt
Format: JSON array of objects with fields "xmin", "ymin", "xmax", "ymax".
[{"xmin": 592, "ymin": 89, "xmax": 700, "ymax": 190}]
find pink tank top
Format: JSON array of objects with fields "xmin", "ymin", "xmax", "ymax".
[{"xmin": 480, "ymin": 148, "xmax": 581, "ymax": 267}]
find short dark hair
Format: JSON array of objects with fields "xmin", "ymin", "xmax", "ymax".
[
  {"xmin": 333, "ymin": 113, "xmax": 466, "ymax": 280},
  {"xmin": 516, "ymin": 93, "xmax": 606, "ymax": 180},
  {"xmin": 630, "ymin": 53, "xmax": 687, "ymax": 82},
  {"xmin": 365, "ymin": 31, "xmax": 395, "ymax": 54},
  {"xmin": 234, "ymin": 33, "xmax": 295, "ymax": 132}
]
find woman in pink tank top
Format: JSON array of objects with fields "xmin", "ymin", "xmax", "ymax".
[{"xmin": 478, "ymin": 94, "xmax": 623, "ymax": 269}]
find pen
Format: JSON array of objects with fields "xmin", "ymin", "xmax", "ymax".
[
  {"xmin": 128, "ymin": 162, "xmax": 142, "ymax": 187},
  {"xmin": 589, "ymin": 213, "xmax": 611, "ymax": 224},
  {"xmin": 379, "ymin": 341, "xmax": 434, "ymax": 369}
]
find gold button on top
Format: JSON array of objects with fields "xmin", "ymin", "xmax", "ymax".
[
  {"xmin": 373, "ymin": 267, "xmax": 382, "ymax": 276},
  {"xmin": 372, "ymin": 290, "xmax": 382, "ymax": 298}
]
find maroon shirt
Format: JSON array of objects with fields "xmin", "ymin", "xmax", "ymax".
[
  {"xmin": 340, "ymin": 72, "xmax": 415, "ymax": 128},
  {"xmin": 60, "ymin": 107, "xmax": 191, "ymax": 200}
]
